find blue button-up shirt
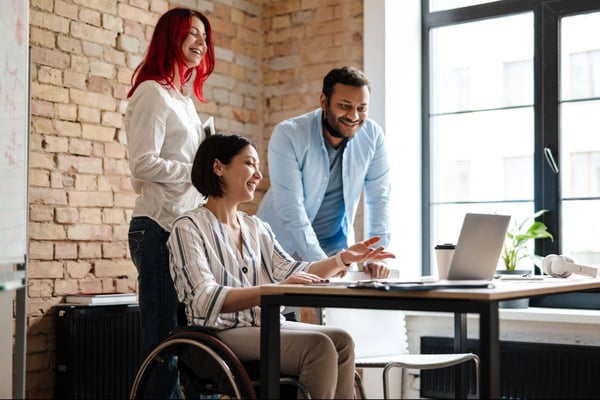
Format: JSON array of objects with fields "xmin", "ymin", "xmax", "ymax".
[{"xmin": 257, "ymin": 108, "xmax": 392, "ymax": 261}]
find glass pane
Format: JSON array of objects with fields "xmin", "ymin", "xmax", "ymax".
[
  {"xmin": 560, "ymin": 100, "xmax": 600, "ymax": 198},
  {"xmin": 430, "ymin": 0, "xmax": 501, "ymax": 12},
  {"xmin": 562, "ymin": 200, "xmax": 600, "ymax": 265},
  {"xmin": 431, "ymin": 107, "xmax": 534, "ymax": 203},
  {"xmin": 431, "ymin": 13, "xmax": 533, "ymax": 114},
  {"xmin": 561, "ymin": 12, "xmax": 600, "ymax": 101},
  {"xmin": 560, "ymin": 12, "xmax": 600, "ymax": 266}
]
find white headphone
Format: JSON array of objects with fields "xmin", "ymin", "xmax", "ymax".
[{"xmin": 542, "ymin": 254, "xmax": 598, "ymax": 278}]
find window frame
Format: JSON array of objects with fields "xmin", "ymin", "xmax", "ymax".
[{"xmin": 421, "ymin": 0, "xmax": 600, "ymax": 276}]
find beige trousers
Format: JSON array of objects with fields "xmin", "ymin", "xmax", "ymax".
[{"xmin": 216, "ymin": 320, "xmax": 356, "ymax": 399}]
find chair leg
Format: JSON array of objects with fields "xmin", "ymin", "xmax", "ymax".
[
  {"xmin": 382, "ymin": 364, "xmax": 403, "ymax": 400},
  {"xmin": 354, "ymin": 370, "xmax": 367, "ymax": 399},
  {"xmin": 473, "ymin": 357, "xmax": 480, "ymax": 399}
]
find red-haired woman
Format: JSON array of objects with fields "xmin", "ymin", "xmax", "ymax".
[{"xmin": 124, "ymin": 8, "xmax": 215, "ymax": 396}]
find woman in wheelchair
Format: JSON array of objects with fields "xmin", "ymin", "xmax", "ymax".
[{"xmin": 166, "ymin": 133, "xmax": 395, "ymax": 399}]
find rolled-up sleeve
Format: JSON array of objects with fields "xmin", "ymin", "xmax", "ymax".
[
  {"xmin": 168, "ymin": 216, "xmax": 230, "ymax": 327},
  {"xmin": 363, "ymin": 126, "xmax": 392, "ymax": 249}
]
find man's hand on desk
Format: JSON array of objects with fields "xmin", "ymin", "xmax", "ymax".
[{"xmin": 363, "ymin": 262, "xmax": 390, "ymax": 279}]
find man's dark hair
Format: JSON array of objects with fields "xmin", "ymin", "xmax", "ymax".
[
  {"xmin": 322, "ymin": 66, "xmax": 371, "ymax": 99},
  {"xmin": 192, "ymin": 133, "xmax": 256, "ymax": 197}
]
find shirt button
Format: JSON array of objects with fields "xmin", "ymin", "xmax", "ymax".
[{"xmin": 242, "ymin": 267, "xmax": 248, "ymax": 273}]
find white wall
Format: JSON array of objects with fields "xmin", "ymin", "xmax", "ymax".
[{"xmin": 364, "ymin": 0, "xmax": 423, "ymax": 279}]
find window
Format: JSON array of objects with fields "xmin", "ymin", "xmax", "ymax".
[{"xmin": 423, "ymin": 0, "xmax": 600, "ymax": 284}]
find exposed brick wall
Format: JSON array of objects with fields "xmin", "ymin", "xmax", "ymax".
[{"xmin": 25, "ymin": 0, "xmax": 362, "ymax": 397}]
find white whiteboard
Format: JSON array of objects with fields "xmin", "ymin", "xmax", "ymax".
[{"xmin": 0, "ymin": 1, "xmax": 29, "ymax": 265}]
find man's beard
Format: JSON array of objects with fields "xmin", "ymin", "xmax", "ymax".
[{"xmin": 322, "ymin": 108, "xmax": 361, "ymax": 139}]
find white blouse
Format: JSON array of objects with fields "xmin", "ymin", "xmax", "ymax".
[
  {"xmin": 124, "ymin": 80, "xmax": 205, "ymax": 231},
  {"xmin": 167, "ymin": 207, "xmax": 311, "ymax": 329}
]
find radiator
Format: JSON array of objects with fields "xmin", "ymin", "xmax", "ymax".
[
  {"xmin": 55, "ymin": 304, "xmax": 141, "ymax": 399},
  {"xmin": 420, "ymin": 336, "xmax": 600, "ymax": 399}
]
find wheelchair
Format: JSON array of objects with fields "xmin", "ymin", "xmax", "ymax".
[
  {"xmin": 129, "ymin": 310, "xmax": 313, "ymax": 399},
  {"xmin": 130, "ymin": 305, "xmax": 367, "ymax": 399}
]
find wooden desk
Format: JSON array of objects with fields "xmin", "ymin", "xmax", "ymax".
[{"xmin": 260, "ymin": 277, "xmax": 600, "ymax": 399}]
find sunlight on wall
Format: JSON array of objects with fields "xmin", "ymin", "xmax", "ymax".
[{"xmin": 364, "ymin": 0, "xmax": 422, "ymax": 278}]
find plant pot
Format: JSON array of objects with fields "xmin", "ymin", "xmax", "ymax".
[{"xmin": 496, "ymin": 269, "xmax": 531, "ymax": 309}]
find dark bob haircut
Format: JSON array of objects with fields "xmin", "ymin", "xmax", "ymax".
[
  {"xmin": 322, "ymin": 66, "xmax": 370, "ymax": 99},
  {"xmin": 192, "ymin": 133, "xmax": 256, "ymax": 198}
]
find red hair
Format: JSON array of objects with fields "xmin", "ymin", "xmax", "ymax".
[{"xmin": 128, "ymin": 8, "xmax": 215, "ymax": 102}]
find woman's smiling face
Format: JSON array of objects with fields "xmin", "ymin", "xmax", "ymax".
[
  {"xmin": 219, "ymin": 145, "xmax": 263, "ymax": 202},
  {"xmin": 182, "ymin": 16, "xmax": 207, "ymax": 68}
]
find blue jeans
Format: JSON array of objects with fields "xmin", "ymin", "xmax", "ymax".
[{"xmin": 129, "ymin": 217, "xmax": 179, "ymax": 398}]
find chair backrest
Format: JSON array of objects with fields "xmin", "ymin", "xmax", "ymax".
[{"xmin": 323, "ymin": 308, "xmax": 408, "ymax": 358}]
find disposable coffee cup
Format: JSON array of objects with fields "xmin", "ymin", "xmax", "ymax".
[{"xmin": 434, "ymin": 243, "xmax": 456, "ymax": 280}]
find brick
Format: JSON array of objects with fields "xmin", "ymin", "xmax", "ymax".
[
  {"xmin": 29, "ymin": 169, "xmax": 50, "ymax": 188},
  {"xmin": 78, "ymin": 106, "xmax": 102, "ymax": 123},
  {"xmin": 71, "ymin": 89, "xmax": 117, "ymax": 110},
  {"xmin": 69, "ymin": 138, "xmax": 93, "ymax": 156},
  {"xmin": 94, "ymin": 259, "xmax": 137, "ymax": 277},
  {"xmin": 30, "ymin": 26, "xmax": 56, "ymax": 48},
  {"xmin": 55, "ymin": 207, "xmax": 79, "ymax": 224},
  {"xmin": 32, "ymin": 82, "xmax": 69, "ymax": 103},
  {"xmin": 54, "ymin": 1, "xmax": 79, "ymax": 20},
  {"xmin": 78, "ymin": 242, "xmax": 102, "ymax": 258},
  {"xmin": 79, "ymin": 279, "xmax": 103, "ymax": 294},
  {"xmin": 79, "ymin": 208, "xmax": 103, "ymax": 224},
  {"xmin": 69, "ymin": 191, "xmax": 113, "ymax": 208},
  {"xmin": 56, "ymin": 154, "xmax": 103, "ymax": 174},
  {"xmin": 27, "ymin": 278, "xmax": 54, "ymax": 299},
  {"xmin": 29, "ymin": 242, "xmax": 54, "ymax": 260},
  {"xmin": 65, "ymin": 261, "xmax": 93, "ymax": 279},
  {"xmin": 102, "ymin": 242, "xmax": 127, "ymax": 258},
  {"xmin": 42, "ymin": 135, "xmax": 68, "ymax": 153},
  {"xmin": 28, "ymin": 260, "xmax": 64, "ymax": 279},
  {"xmin": 53, "ymin": 279, "xmax": 79, "ymax": 295},
  {"xmin": 31, "ymin": 47, "xmax": 71, "ymax": 70},
  {"xmin": 29, "ymin": 205, "xmax": 54, "ymax": 222},
  {"xmin": 55, "ymin": 242, "xmax": 78, "ymax": 259},
  {"xmin": 74, "ymin": 174, "xmax": 97, "ymax": 191},
  {"xmin": 56, "ymin": 35, "xmax": 82, "ymax": 54},
  {"xmin": 103, "ymin": 208, "xmax": 126, "ymax": 224},
  {"xmin": 29, "ymin": 10, "xmax": 70, "ymax": 34},
  {"xmin": 67, "ymin": 224, "xmax": 113, "ymax": 241},
  {"xmin": 55, "ymin": 104, "xmax": 78, "ymax": 121},
  {"xmin": 79, "ymin": 8, "xmax": 102, "ymax": 26},
  {"xmin": 29, "ymin": 188, "xmax": 68, "ymax": 206}
]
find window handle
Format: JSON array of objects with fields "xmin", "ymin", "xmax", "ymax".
[{"xmin": 544, "ymin": 147, "xmax": 559, "ymax": 174}]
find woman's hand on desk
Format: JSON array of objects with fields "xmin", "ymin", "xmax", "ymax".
[{"xmin": 281, "ymin": 271, "xmax": 329, "ymax": 285}]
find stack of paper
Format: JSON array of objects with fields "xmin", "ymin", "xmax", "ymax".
[{"xmin": 65, "ymin": 292, "xmax": 137, "ymax": 305}]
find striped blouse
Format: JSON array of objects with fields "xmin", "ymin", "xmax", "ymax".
[{"xmin": 167, "ymin": 206, "xmax": 311, "ymax": 330}]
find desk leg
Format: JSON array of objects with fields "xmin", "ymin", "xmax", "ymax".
[
  {"xmin": 454, "ymin": 313, "xmax": 467, "ymax": 398},
  {"xmin": 479, "ymin": 301, "xmax": 500, "ymax": 398},
  {"xmin": 260, "ymin": 296, "xmax": 281, "ymax": 399}
]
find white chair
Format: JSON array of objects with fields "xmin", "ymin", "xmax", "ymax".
[{"xmin": 323, "ymin": 301, "xmax": 479, "ymax": 399}]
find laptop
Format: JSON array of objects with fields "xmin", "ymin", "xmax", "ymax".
[
  {"xmin": 341, "ymin": 212, "xmax": 510, "ymax": 291},
  {"xmin": 445, "ymin": 213, "xmax": 511, "ymax": 281}
]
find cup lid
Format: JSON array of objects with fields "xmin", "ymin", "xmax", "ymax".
[{"xmin": 434, "ymin": 243, "xmax": 456, "ymax": 250}]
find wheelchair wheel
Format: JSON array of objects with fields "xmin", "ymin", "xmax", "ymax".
[{"xmin": 130, "ymin": 329, "xmax": 256, "ymax": 399}]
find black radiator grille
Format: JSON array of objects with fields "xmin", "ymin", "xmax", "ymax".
[
  {"xmin": 55, "ymin": 304, "xmax": 141, "ymax": 399},
  {"xmin": 421, "ymin": 336, "xmax": 600, "ymax": 399}
]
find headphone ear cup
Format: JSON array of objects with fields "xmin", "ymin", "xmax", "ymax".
[
  {"xmin": 554, "ymin": 255, "xmax": 573, "ymax": 277},
  {"xmin": 542, "ymin": 254, "xmax": 557, "ymax": 276}
]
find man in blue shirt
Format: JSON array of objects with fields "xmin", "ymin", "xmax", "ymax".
[{"xmin": 258, "ymin": 66, "xmax": 391, "ymax": 278}]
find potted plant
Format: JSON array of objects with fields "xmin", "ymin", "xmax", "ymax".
[
  {"xmin": 500, "ymin": 209, "xmax": 554, "ymax": 272},
  {"xmin": 498, "ymin": 209, "xmax": 554, "ymax": 309}
]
